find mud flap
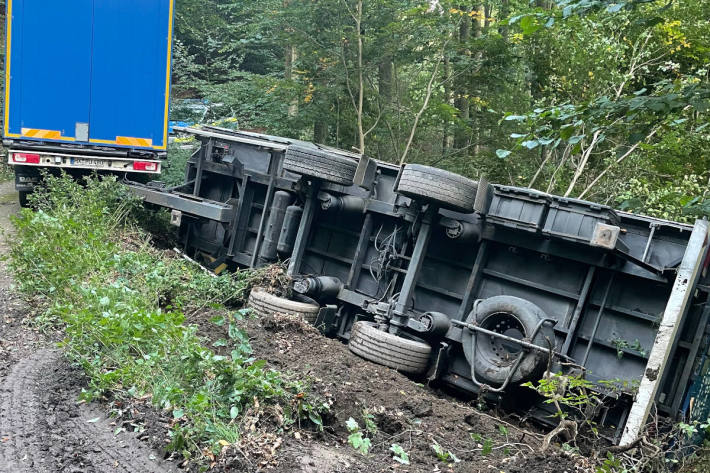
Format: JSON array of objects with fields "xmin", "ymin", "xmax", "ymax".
[{"xmin": 14, "ymin": 166, "xmax": 41, "ymax": 192}]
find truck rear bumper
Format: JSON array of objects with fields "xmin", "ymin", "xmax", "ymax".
[{"xmin": 7, "ymin": 150, "xmax": 161, "ymax": 174}]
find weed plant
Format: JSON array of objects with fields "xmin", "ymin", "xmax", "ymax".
[{"xmin": 7, "ymin": 173, "xmax": 326, "ymax": 462}]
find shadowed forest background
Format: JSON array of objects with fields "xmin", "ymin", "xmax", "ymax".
[{"xmin": 3, "ymin": 1, "xmax": 710, "ymax": 221}]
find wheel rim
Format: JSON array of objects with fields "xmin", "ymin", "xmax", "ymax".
[{"xmin": 478, "ymin": 312, "xmax": 526, "ymax": 367}]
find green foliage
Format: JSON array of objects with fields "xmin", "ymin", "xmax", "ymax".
[
  {"xmin": 162, "ymin": 138, "xmax": 198, "ymax": 188},
  {"xmin": 169, "ymin": 0, "xmax": 710, "ymax": 219},
  {"xmin": 0, "ymin": 159, "xmax": 12, "ymax": 182},
  {"xmin": 8, "ymin": 174, "xmax": 326, "ymax": 464},
  {"xmin": 362, "ymin": 409, "xmax": 378, "ymax": 435},
  {"xmin": 471, "ymin": 432, "xmax": 494, "ymax": 455},
  {"xmin": 430, "ymin": 439, "xmax": 460, "ymax": 463},
  {"xmin": 618, "ymin": 174, "xmax": 708, "ymax": 222},
  {"xmin": 522, "ymin": 372, "xmax": 599, "ymax": 419},
  {"xmin": 609, "ymin": 337, "xmax": 647, "ymax": 359},
  {"xmin": 389, "ymin": 443, "xmax": 410, "ymax": 465},
  {"xmin": 677, "ymin": 418, "xmax": 710, "ymax": 439},
  {"xmin": 481, "ymin": 437, "xmax": 493, "ymax": 456},
  {"xmin": 596, "ymin": 452, "xmax": 628, "ymax": 473},
  {"xmin": 345, "ymin": 417, "xmax": 372, "ymax": 455}
]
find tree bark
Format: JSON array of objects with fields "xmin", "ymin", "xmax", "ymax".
[
  {"xmin": 499, "ymin": 0, "xmax": 510, "ymax": 39},
  {"xmin": 314, "ymin": 120, "xmax": 327, "ymax": 143},
  {"xmin": 283, "ymin": 0, "xmax": 297, "ymax": 118},
  {"xmin": 284, "ymin": 44, "xmax": 298, "ymax": 118},
  {"xmin": 564, "ymin": 130, "xmax": 601, "ymax": 197},
  {"xmin": 454, "ymin": 6, "xmax": 471, "ymax": 152},
  {"xmin": 378, "ymin": 59, "xmax": 394, "ymax": 105},
  {"xmin": 470, "ymin": 4, "xmax": 483, "ymax": 157},
  {"xmin": 442, "ymin": 56, "xmax": 453, "ymax": 157},
  {"xmin": 355, "ymin": 0, "xmax": 365, "ymax": 155}
]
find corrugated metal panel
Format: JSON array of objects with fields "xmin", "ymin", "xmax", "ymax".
[
  {"xmin": 4, "ymin": 0, "xmax": 174, "ymax": 151},
  {"xmin": 89, "ymin": 0, "xmax": 173, "ymax": 150},
  {"xmin": 5, "ymin": 0, "xmax": 93, "ymax": 141}
]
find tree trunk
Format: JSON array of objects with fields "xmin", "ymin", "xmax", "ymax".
[
  {"xmin": 379, "ymin": 59, "xmax": 394, "ymax": 105},
  {"xmin": 442, "ymin": 56, "xmax": 453, "ymax": 157},
  {"xmin": 454, "ymin": 6, "xmax": 471, "ymax": 152},
  {"xmin": 470, "ymin": 4, "xmax": 483, "ymax": 157},
  {"xmin": 283, "ymin": 0, "xmax": 297, "ymax": 118},
  {"xmin": 499, "ymin": 0, "xmax": 510, "ymax": 39},
  {"xmin": 314, "ymin": 119, "xmax": 327, "ymax": 144},
  {"xmin": 285, "ymin": 44, "xmax": 298, "ymax": 118},
  {"xmin": 354, "ymin": 0, "xmax": 365, "ymax": 155}
]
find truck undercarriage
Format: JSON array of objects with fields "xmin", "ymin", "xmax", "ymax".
[{"xmin": 129, "ymin": 126, "xmax": 710, "ymax": 445}]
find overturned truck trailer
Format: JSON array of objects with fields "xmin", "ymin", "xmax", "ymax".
[{"xmin": 130, "ymin": 126, "xmax": 710, "ymax": 445}]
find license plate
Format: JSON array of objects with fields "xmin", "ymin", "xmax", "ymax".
[{"xmin": 74, "ymin": 158, "xmax": 108, "ymax": 168}]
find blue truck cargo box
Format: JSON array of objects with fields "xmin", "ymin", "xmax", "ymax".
[{"xmin": 4, "ymin": 0, "xmax": 174, "ymax": 153}]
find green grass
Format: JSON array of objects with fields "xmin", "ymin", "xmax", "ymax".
[
  {"xmin": 0, "ymin": 162, "xmax": 13, "ymax": 183},
  {"xmin": 161, "ymin": 138, "xmax": 198, "ymax": 187},
  {"xmin": 0, "ymin": 144, "xmax": 12, "ymax": 182},
  {"xmin": 7, "ymin": 174, "xmax": 326, "ymax": 463}
]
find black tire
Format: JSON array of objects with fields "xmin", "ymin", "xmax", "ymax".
[
  {"xmin": 462, "ymin": 295, "xmax": 553, "ymax": 386},
  {"xmin": 348, "ymin": 321, "xmax": 431, "ymax": 375},
  {"xmin": 18, "ymin": 190, "xmax": 30, "ymax": 208},
  {"xmin": 283, "ymin": 145, "xmax": 358, "ymax": 186},
  {"xmin": 396, "ymin": 164, "xmax": 478, "ymax": 213},
  {"xmin": 247, "ymin": 287, "xmax": 320, "ymax": 323}
]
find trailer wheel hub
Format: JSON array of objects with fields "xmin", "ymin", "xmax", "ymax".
[{"xmin": 481, "ymin": 312, "xmax": 525, "ymax": 361}]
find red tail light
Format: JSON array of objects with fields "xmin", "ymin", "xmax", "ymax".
[
  {"xmin": 12, "ymin": 153, "xmax": 41, "ymax": 164},
  {"xmin": 133, "ymin": 161, "xmax": 159, "ymax": 172}
]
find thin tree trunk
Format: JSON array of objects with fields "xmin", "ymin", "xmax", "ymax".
[
  {"xmin": 399, "ymin": 57, "xmax": 444, "ymax": 166},
  {"xmin": 471, "ymin": 3, "xmax": 483, "ymax": 157},
  {"xmin": 454, "ymin": 7, "xmax": 471, "ymax": 152},
  {"xmin": 399, "ymin": 34, "xmax": 454, "ymax": 165},
  {"xmin": 578, "ymin": 127, "xmax": 660, "ymax": 199},
  {"xmin": 442, "ymin": 56, "xmax": 453, "ymax": 157},
  {"xmin": 564, "ymin": 130, "xmax": 601, "ymax": 197},
  {"xmin": 284, "ymin": 44, "xmax": 297, "ymax": 117},
  {"xmin": 547, "ymin": 145, "xmax": 571, "ymax": 193},
  {"xmin": 379, "ymin": 58, "xmax": 393, "ymax": 104},
  {"xmin": 355, "ymin": 0, "xmax": 365, "ymax": 155},
  {"xmin": 499, "ymin": 0, "xmax": 510, "ymax": 39},
  {"xmin": 529, "ymin": 147, "xmax": 551, "ymax": 188},
  {"xmin": 314, "ymin": 120, "xmax": 327, "ymax": 143}
]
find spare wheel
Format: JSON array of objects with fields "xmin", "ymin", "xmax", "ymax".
[{"xmin": 462, "ymin": 295, "xmax": 553, "ymax": 386}]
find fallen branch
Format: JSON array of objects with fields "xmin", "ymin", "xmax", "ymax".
[{"xmin": 601, "ymin": 435, "xmax": 644, "ymax": 455}]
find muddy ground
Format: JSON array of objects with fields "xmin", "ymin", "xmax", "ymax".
[{"xmin": 0, "ymin": 181, "xmax": 174, "ymax": 473}]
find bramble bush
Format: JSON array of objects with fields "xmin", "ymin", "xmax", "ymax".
[{"xmin": 7, "ymin": 173, "xmax": 326, "ymax": 463}]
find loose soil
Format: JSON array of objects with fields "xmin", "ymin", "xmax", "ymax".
[{"xmin": 186, "ymin": 306, "xmax": 593, "ymax": 473}]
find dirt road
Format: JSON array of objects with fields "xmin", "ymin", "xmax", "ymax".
[{"xmin": 0, "ymin": 181, "xmax": 174, "ymax": 473}]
